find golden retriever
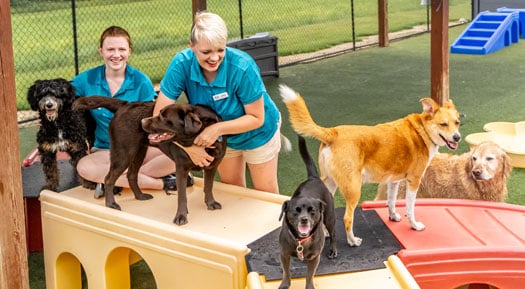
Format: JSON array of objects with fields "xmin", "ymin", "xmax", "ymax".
[
  {"xmin": 279, "ymin": 85, "xmax": 461, "ymax": 246},
  {"xmin": 375, "ymin": 141, "xmax": 512, "ymax": 202}
]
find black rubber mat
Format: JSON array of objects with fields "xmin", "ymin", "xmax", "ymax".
[
  {"xmin": 21, "ymin": 160, "xmax": 79, "ymax": 198},
  {"xmin": 245, "ymin": 207, "xmax": 401, "ymax": 281}
]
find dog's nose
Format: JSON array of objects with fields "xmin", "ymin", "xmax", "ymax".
[
  {"xmin": 45, "ymin": 102, "xmax": 53, "ymax": 108},
  {"xmin": 472, "ymin": 169, "xmax": 482, "ymax": 178},
  {"xmin": 453, "ymin": 133, "xmax": 461, "ymax": 142}
]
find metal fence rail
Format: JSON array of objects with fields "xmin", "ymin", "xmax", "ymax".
[{"xmin": 11, "ymin": 0, "xmax": 471, "ymax": 110}]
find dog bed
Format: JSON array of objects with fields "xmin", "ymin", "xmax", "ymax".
[{"xmin": 245, "ymin": 207, "xmax": 402, "ymax": 280}]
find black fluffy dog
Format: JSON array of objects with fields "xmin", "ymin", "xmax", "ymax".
[
  {"xmin": 26, "ymin": 78, "xmax": 95, "ymax": 191},
  {"xmin": 278, "ymin": 135, "xmax": 337, "ymax": 289}
]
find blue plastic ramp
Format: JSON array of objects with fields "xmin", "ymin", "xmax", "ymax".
[{"xmin": 451, "ymin": 11, "xmax": 519, "ymax": 55}]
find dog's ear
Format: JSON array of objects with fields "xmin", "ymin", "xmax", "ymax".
[
  {"xmin": 184, "ymin": 112, "xmax": 204, "ymax": 135},
  {"xmin": 466, "ymin": 149, "xmax": 474, "ymax": 173},
  {"xmin": 442, "ymin": 99, "xmax": 456, "ymax": 109},
  {"xmin": 56, "ymin": 78, "xmax": 75, "ymax": 107},
  {"xmin": 194, "ymin": 105, "xmax": 220, "ymax": 122},
  {"xmin": 279, "ymin": 200, "xmax": 289, "ymax": 221},
  {"xmin": 318, "ymin": 200, "xmax": 326, "ymax": 214},
  {"xmin": 27, "ymin": 81, "xmax": 42, "ymax": 111},
  {"xmin": 501, "ymin": 151, "xmax": 513, "ymax": 178},
  {"xmin": 420, "ymin": 98, "xmax": 440, "ymax": 116}
]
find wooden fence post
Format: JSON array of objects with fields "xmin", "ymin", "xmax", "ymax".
[
  {"xmin": 0, "ymin": 0, "xmax": 30, "ymax": 288},
  {"xmin": 192, "ymin": 0, "xmax": 207, "ymax": 17},
  {"xmin": 430, "ymin": 0, "xmax": 450, "ymax": 105},
  {"xmin": 378, "ymin": 0, "xmax": 389, "ymax": 47}
]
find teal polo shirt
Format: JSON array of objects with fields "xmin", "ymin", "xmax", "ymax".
[
  {"xmin": 160, "ymin": 47, "xmax": 280, "ymax": 150},
  {"xmin": 71, "ymin": 64, "xmax": 156, "ymax": 149}
]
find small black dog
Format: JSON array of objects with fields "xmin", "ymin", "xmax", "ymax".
[
  {"xmin": 278, "ymin": 135, "xmax": 337, "ymax": 289},
  {"xmin": 26, "ymin": 78, "xmax": 95, "ymax": 191}
]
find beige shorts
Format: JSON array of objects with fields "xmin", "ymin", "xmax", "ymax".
[{"xmin": 224, "ymin": 128, "xmax": 282, "ymax": 164}]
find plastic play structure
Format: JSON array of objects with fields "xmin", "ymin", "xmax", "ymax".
[
  {"xmin": 451, "ymin": 7, "xmax": 525, "ymax": 55},
  {"xmin": 37, "ymin": 179, "xmax": 525, "ymax": 289},
  {"xmin": 362, "ymin": 199, "xmax": 525, "ymax": 289},
  {"xmin": 465, "ymin": 121, "xmax": 525, "ymax": 168},
  {"xmin": 39, "ymin": 183, "xmax": 417, "ymax": 289}
]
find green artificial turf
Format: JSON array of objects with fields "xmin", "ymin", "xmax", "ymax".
[{"xmin": 266, "ymin": 25, "xmax": 525, "ymax": 207}]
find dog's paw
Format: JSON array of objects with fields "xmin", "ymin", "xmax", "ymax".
[
  {"xmin": 278, "ymin": 280, "xmax": 291, "ymax": 289},
  {"xmin": 206, "ymin": 201, "xmax": 222, "ymax": 210},
  {"xmin": 327, "ymin": 248, "xmax": 338, "ymax": 259},
  {"xmin": 107, "ymin": 202, "xmax": 121, "ymax": 211},
  {"xmin": 173, "ymin": 214, "xmax": 188, "ymax": 226},
  {"xmin": 411, "ymin": 221, "xmax": 426, "ymax": 231},
  {"xmin": 136, "ymin": 193, "xmax": 153, "ymax": 200},
  {"xmin": 42, "ymin": 184, "xmax": 58, "ymax": 192},
  {"xmin": 347, "ymin": 236, "xmax": 362, "ymax": 247},
  {"xmin": 389, "ymin": 212, "xmax": 402, "ymax": 222}
]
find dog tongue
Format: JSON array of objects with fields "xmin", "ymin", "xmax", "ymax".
[
  {"xmin": 148, "ymin": 132, "xmax": 174, "ymax": 143},
  {"xmin": 298, "ymin": 224, "xmax": 311, "ymax": 236},
  {"xmin": 447, "ymin": 140, "xmax": 459, "ymax": 150}
]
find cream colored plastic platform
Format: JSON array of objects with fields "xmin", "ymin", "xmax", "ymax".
[
  {"xmin": 246, "ymin": 255, "xmax": 420, "ymax": 289},
  {"xmin": 41, "ymin": 178, "xmax": 287, "ymax": 289},
  {"xmin": 41, "ymin": 178, "xmax": 419, "ymax": 289}
]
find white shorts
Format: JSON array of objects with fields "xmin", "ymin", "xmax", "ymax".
[{"xmin": 224, "ymin": 128, "xmax": 282, "ymax": 164}]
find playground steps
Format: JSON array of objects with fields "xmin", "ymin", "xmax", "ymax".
[{"xmin": 451, "ymin": 10, "xmax": 520, "ymax": 55}]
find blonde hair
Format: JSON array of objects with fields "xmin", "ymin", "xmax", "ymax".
[{"xmin": 191, "ymin": 11, "xmax": 228, "ymax": 47}]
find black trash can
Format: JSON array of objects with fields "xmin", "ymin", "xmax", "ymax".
[{"xmin": 227, "ymin": 34, "xmax": 279, "ymax": 78}]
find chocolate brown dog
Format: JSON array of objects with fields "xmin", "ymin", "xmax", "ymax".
[
  {"xmin": 278, "ymin": 135, "xmax": 337, "ymax": 289},
  {"xmin": 142, "ymin": 105, "xmax": 226, "ymax": 225},
  {"xmin": 73, "ymin": 97, "xmax": 226, "ymax": 225}
]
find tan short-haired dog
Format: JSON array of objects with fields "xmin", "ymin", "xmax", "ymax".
[
  {"xmin": 279, "ymin": 85, "xmax": 461, "ymax": 246},
  {"xmin": 375, "ymin": 141, "xmax": 512, "ymax": 202}
]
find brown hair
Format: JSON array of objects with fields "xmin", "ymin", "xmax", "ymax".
[{"xmin": 99, "ymin": 26, "xmax": 133, "ymax": 51}]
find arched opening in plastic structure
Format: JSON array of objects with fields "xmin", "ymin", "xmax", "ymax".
[
  {"xmin": 55, "ymin": 252, "xmax": 87, "ymax": 289},
  {"xmin": 106, "ymin": 247, "xmax": 157, "ymax": 289},
  {"xmin": 455, "ymin": 283, "xmax": 499, "ymax": 289}
]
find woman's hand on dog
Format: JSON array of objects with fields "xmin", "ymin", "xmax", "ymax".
[
  {"xmin": 183, "ymin": 144, "xmax": 215, "ymax": 167},
  {"xmin": 194, "ymin": 124, "xmax": 221, "ymax": 148}
]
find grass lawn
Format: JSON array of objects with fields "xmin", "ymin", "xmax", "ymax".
[{"xmin": 23, "ymin": 24, "xmax": 525, "ymax": 288}]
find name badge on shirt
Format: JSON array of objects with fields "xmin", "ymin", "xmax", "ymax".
[{"xmin": 213, "ymin": 92, "xmax": 229, "ymax": 101}]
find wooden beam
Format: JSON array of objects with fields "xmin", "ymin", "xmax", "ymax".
[
  {"xmin": 192, "ymin": 0, "xmax": 207, "ymax": 17},
  {"xmin": 0, "ymin": 0, "xmax": 30, "ymax": 288},
  {"xmin": 378, "ymin": 0, "xmax": 389, "ymax": 47},
  {"xmin": 430, "ymin": 0, "xmax": 449, "ymax": 105}
]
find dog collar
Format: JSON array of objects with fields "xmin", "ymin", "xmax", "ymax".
[
  {"xmin": 295, "ymin": 235, "xmax": 313, "ymax": 261},
  {"xmin": 290, "ymin": 232, "xmax": 313, "ymax": 261}
]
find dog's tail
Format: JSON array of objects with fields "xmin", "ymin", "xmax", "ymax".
[
  {"xmin": 72, "ymin": 96, "xmax": 128, "ymax": 113},
  {"xmin": 298, "ymin": 135, "xmax": 319, "ymax": 178},
  {"xmin": 279, "ymin": 85, "xmax": 337, "ymax": 144}
]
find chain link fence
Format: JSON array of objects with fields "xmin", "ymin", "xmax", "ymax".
[{"xmin": 11, "ymin": 0, "xmax": 471, "ymax": 111}]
